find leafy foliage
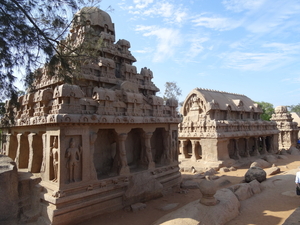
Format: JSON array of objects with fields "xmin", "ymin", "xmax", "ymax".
[
  {"xmin": 255, "ymin": 101, "xmax": 274, "ymax": 121},
  {"xmin": 0, "ymin": 0, "xmax": 107, "ymax": 101},
  {"xmin": 163, "ymin": 82, "xmax": 182, "ymax": 101},
  {"xmin": 288, "ymin": 104, "xmax": 300, "ymax": 114}
]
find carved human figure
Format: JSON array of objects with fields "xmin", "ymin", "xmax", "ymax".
[
  {"xmin": 50, "ymin": 137, "xmax": 59, "ymax": 182},
  {"xmin": 65, "ymin": 138, "xmax": 82, "ymax": 182}
]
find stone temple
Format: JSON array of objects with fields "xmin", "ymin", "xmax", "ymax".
[
  {"xmin": 1, "ymin": 7, "xmax": 181, "ymax": 225},
  {"xmin": 178, "ymin": 88, "xmax": 281, "ymax": 169}
]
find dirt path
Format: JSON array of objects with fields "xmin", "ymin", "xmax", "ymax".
[{"xmin": 77, "ymin": 155, "xmax": 300, "ymax": 225}]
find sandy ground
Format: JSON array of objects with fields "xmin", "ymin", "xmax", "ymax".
[{"xmin": 77, "ymin": 155, "xmax": 300, "ymax": 225}]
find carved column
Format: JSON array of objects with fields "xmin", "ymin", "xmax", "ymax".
[
  {"xmin": 15, "ymin": 133, "xmax": 22, "ymax": 168},
  {"xmin": 261, "ymin": 136, "xmax": 267, "ymax": 155},
  {"xmin": 245, "ymin": 137, "xmax": 250, "ymax": 158},
  {"xmin": 253, "ymin": 137, "xmax": 260, "ymax": 156},
  {"xmin": 234, "ymin": 138, "xmax": 241, "ymax": 159},
  {"xmin": 27, "ymin": 133, "xmax": 36, "ymax": 172},
  {"xmin": 179, "ymin": 139, "xmax": 189, "ymax": 159},
  {"xmin": 89, "ymin": 132, "xmax": 98, "ymax": 180},
  {"xmin": 144, "ymin": 132, "xmax": 155, "ymax": 169},
  {"xmin": 269, "ymin": 135, "xmax": 274, "ymax": 153},
  {"xmin": 117, "ymin": 133, "xmax": 130, "ymax": 175},
  {"xmin": 190, "ymin": 140, "xmax": 200, "ymax": 162},
  {"xmin": 40, "ymin": 133, "xmax": 47, "ymax": 173},
  {"xmin": 5, "ymin": 134, "xmax": 12, "ymax": 158}
]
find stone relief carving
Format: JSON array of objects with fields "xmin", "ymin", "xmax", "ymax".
[
  {"xmin": 65, "ymin": 138, "xmax": 82, "ymax": 183},
  {"xmin": 50, "ymin": 137, "xmax": 59, "ymax": 182}
]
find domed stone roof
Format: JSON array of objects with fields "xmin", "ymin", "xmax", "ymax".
[
  {"xmin": 74, "ymin": 7, "xmax": 115, "ymax": 35},
  {"xmin": 274, "ymin": 105, "xmax": 288, "ymax": 114}
]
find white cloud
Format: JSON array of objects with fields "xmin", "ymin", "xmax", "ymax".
[
  {"xmin": 220, "ymin": 52, "xmax": 286, "ymax": 71},
  {"xmin": 123, "ymin": 1, "xmax": 188, "ymax": 26},
  {"xmin": 133, "ymin": 0, "xmax": 154, "ymax": 9},
  {"xmin": 192, "ymin": 15, "xmax": 241, "ymax": 31},
  {"xmin": 135, "ymin": 25, "xmax": 182, "ymax": 62},
  {"xmin": 133, "ymin": 47, "xmax": 154, "ymax": 54},
  {"xmin": 222, "ymin": 0, "xmax": 266, "ymax": 13},
  {"xmin": 262, "ymin": 42, "xmax": 300, "ymax": 54},
  {"xmin": 241, "ymin": 1, "xmax": 300, "ymax": 34},
  {"xmin": 186, "ymin": 37, "xmax": 209, "ymax": 58}
]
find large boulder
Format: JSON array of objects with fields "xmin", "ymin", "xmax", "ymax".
[
  {"xmin": 245, "ymin": 166, "xmax": 266, "ymax": 183},
  {"xmin": 123, "ymin": 171, "xmax": 163, "ymax": 205},
  {"xmin": 0, "ymin": 155, "xmax": 19, "ymax": 224}
]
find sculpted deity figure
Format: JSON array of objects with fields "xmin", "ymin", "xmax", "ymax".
[
  {"xmin": 50, "ymin": 137, "xmax": 59, "ymax": 182},
  {"xmin": 65, "ymin": 138, "xmax": 82, "ymax": 182}
]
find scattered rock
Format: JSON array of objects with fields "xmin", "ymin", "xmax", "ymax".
[
  {"xmin": 248, "ymin": 179, "xmax": 262, "ymax": 195},
  {"xmin": 159, "ymin": 203, "xmax": 179, "ymax": 211},
  {"xmin": 180, "ymin": 180, "xmax": 200, "ymax": 189},
  {"xmin": 250, "ymin": 159, "xmax": 271, "ymax": 169},
  {"xmin": 216, "ymin": 179, "xmax": 232, "ymax": 188},
  {"xmin": 204, "ymin": 168, "xmax": 217, "ymax": 176},
  {"xmin": 280, "ymin": 149, "xmax": 288, "ymax": 155},
  {"xmin": 210, "ymin": 175, "xmax": 220, "ymax": 180},
  {"xmin": 278, "ymin": 155, "xmax": 288, "ymax": 160},
  {"xmin": 177, "ymin": 189, "xmax": 189, "ymax": 194},
  {"xmin": 228, "ymin": 183, "xmax": 253, "ymax": 201},
  {"xmin": 245, "ymin": 166, "xmax": 267, "ymax": 183},
  {"xmin": 264, "ymin": 155, "xmax": 278, "ymax": 164},
  {"xmin": 265, "ymin": 166, "xmax": 281, "ymax": 176},
  {"xmin": 194, "ymin": 174, "xmax": 205, "ymax": 179},
  {"xmin": 229, "ymin": 167, "xmax": 237, "ymax": 171},
  {"xmin": 289, "ymin": 147, "xmax": 300, "ymax": 155},
  {"xmin": 131, "ymin": 202, "xmax": 146, "ymax": 212},
  {"xmin": 219, "ymin": 167, "xmax": 230, "ymax": 172}
]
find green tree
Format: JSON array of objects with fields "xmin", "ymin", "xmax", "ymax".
[
  {"xmin": 288, "ymin": 104, "xmax": 300, "ymax": 114},
  {"xmin": 0, "ymin": 0, "xmax": 109, "ymax": 101},
  {"xmin": 163, "ymin": 82, "xmax": 182, "ymax": 102},
  {"xmin": 255, "ymin": 101, "xmax": 274, "ymax": 121}
]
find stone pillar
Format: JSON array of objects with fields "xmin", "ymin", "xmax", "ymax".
[
  {"xmin": 261, "ymin": 136, "xmax": 267, "ymax": 155},
  {"xmin": 27, "ymin": 133, "xmax": 36, "ymax": 172},
  {"xmin": 190, "ymin": 140, "xmax": 200, "ymax": 162},
  {"xmin": 144, "ymin": 132, "xmax": 155, "ymax": 169},
  {"xmin": 268, "ymin": 136, "xmax": 274, "ymax": 153},
  {"xmin": 40, "ymin": 133, "xmax": 47, "ymax": 174},
  {"xmin": 179, "ymin": 139, "xmax": 189, "ymax": 159},
  {"xmin": 234, "ymin": 138, "xmax": 241, "ymax": 159},
  {"xmin": 253, "ymin": 137, "xmax": 260, "ymax": 156},
  {"xmin": 15, "ymin": 133, "xmax": 29, "ymax": 169},
  {"xmin": 89, "ymin": 132, "xmax": 98, "ymax": 180},
  {"xmin": 118, "ymin": 133, "xmax": 130, "ymax": 175},
  {"xmin": 5, "ymin": 134, "xmax": 17, "ymax": 162},
  {"xmin": 245, "ymin": 138, "xmax": 250, "ymax": 158}
]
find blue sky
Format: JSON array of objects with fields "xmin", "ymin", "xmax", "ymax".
[
  {"xmin": 15, "ymin": 0, "xmax": 300, "ymax": 107},
  {"xmin": 96, "ymin": 0, "xmax": 300, "ymax": 107}
]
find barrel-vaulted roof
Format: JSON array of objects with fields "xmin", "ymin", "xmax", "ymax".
[{"xmin": 181, "ymin": 88, "xmax": 262, "ymax": 116}]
